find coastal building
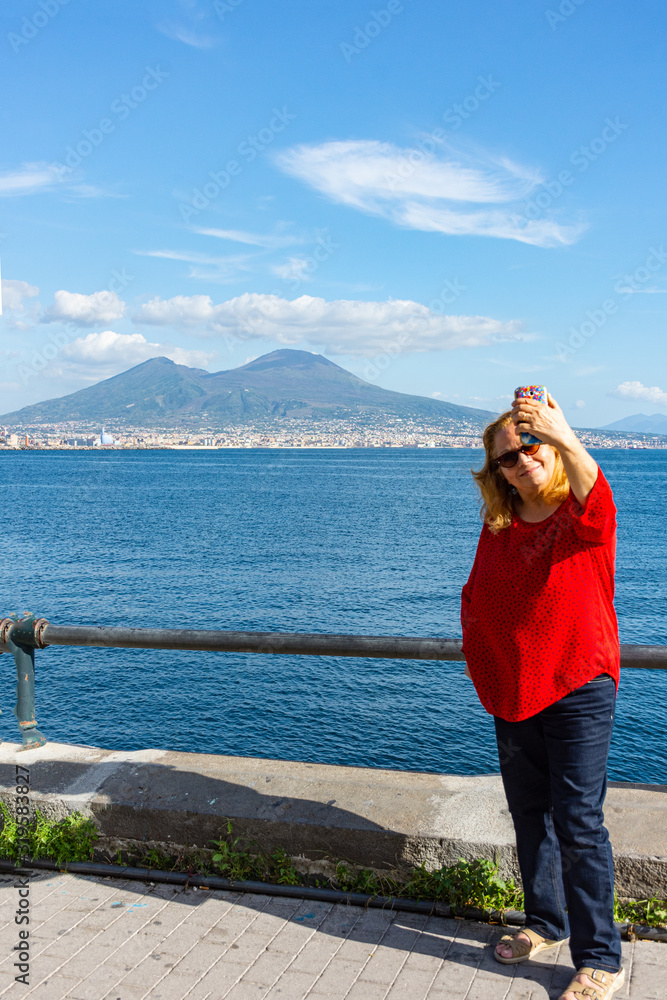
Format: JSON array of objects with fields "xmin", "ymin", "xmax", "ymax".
[{"xmin": 95, "ymin": 427, "xmax": 115, "ymax": 447}]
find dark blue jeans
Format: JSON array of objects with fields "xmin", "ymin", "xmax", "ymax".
[{"xmin": 494, "ymin": 674, "xmax": 622, "ymax": 973}]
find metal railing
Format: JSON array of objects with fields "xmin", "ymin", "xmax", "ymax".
[{"xmin": 2, "ymin": 613, "xmax": 666, "ymax": 750}]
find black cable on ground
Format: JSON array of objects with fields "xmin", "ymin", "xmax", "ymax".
[
  {"xmin": 1, "ymin": 858, "xmax": 664, "ymax": 943},
  {"xmin": 0, "ymin": 857, "xmax": 522, "ymax": 923}
]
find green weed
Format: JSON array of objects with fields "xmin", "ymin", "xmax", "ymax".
[
  {"xmin": 403, "ymin": 858, "xmax": 523, "ymax": 912},
  {"xmin": 208, "ymin": 823, "xmax": 523, "ymax": 914},
  {"xmin": 0, "ymin": 803, "xmax": 97, "ymax": 864},
  {"xmin": 210, "ymin": 821, "xmax": 301, "ymax": 885},
  {"xmin": 615, "ymin": 896, "xmax": 667, "ymax": 928}
]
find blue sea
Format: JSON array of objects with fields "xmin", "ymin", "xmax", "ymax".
[{"xmin": 1, "ymin": 449, "xmax": 665, "ymax": 783}]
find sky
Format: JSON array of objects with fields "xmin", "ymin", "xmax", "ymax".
[{"xmin": 1, "ymin": 0, "xmax": 666, "ymax": 427}]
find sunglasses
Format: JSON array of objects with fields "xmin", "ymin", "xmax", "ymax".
[{"xmin": 492, "ymin": 443, "xmax": 541, "ymax": 469}]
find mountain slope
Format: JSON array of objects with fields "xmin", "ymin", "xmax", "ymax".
[
  {"xmin": 2, "ymin": 357, "xmax": 209, "ymax": 423},
  {"xmin": 2, "ymin": 349, "xmax": 496, "ymax": 427},
  {"xmin": 602, "ymin": 413, "xmax": 667, "ymax": 434}
]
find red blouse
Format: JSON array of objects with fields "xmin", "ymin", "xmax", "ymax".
[{"xmin": 461, "ymin": 466, "xmax": 619, "ymax": 721}]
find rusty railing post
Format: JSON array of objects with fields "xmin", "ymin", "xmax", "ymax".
[{"xmin": 1, "ymin": 614, "xmax": 48, "ymax": 750}]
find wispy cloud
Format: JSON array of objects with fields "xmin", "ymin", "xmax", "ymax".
[
  {"xmin": 276, "ymin": 139, "xmax": 585, "ymax": 247},
  {"xmin": 271, "ymin": 257, "xmax": 312, "ymax": 282},
  {"xmin": 134, "ymin": 249, "xmax": 255, "ymax": 282},
  {"xmin": 610, "ymin": 380, "xmax": 667, "ymax": 407},
  {"xmin": 63, "ymin": 183, "xmax": 128, "ymax": 200},
  {"xmin": 193, "ymin": 227, "xmax": 303, "ymax": 249},
  {"xmin": 157, "ymin": 21, "xmax": 217, "ymax": 48},
  {"xmin": 487, "ymin": 357, "xmax": 546, "ymax": 373},
  {"xmin": 0, "ymin": 162, "xmax": 61, "ymax": 197},
  {"xmin": 132, "ymin": 292, "xmax": 530, "ymax": 356},
  {"xmin": 0, "ymin": 163, "xmax": 121, "ymax": 201}
]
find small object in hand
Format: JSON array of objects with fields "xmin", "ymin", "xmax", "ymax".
[{"xmin": 514, "ymin": 385, "xmax": 547, "ymax": 446}]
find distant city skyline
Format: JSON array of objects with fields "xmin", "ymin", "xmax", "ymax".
[{"xmin": 1, "ymin": 0, "xmax": 666, "ymax": 426}]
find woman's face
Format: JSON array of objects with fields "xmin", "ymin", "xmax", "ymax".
[{"xmin": 492, "ymin": 423, "xmax": 556, "ymax": 500}]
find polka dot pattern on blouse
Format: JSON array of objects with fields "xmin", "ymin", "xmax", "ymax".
[{"xmin": 460, "ymin": 466, "xmax": 620, "ymax": 722}]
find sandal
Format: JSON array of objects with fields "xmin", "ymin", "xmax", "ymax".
[
  {"xmin": 558, "ymin": 967, "xmax": 625, "ymax": 1000},
  {"xmin": 494, "ymin": 926, "xmax": 567, "ymax": 964}
]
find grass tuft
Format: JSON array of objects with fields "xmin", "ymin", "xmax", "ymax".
[
  {"xmin": 615, "ymin": 896, "xmax": 667, "ymax": 928},
  {"xmin": 0, "ymin": 803, "xmax": 97, "ymax": 864}
]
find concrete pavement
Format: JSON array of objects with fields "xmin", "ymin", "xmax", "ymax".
[{"xmin": 0, "ymin": 871, "xmax": 664, "ymax": 1000}]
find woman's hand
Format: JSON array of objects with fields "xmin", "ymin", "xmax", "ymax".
[
  {"xmin": 511, "ymin": 393, "xmax": 577, "ymax": 451},
  {"xmin": 512, "ymin": 393, "xmax": 598, "ymax": 505}
]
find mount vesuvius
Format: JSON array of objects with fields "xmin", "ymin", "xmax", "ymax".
[{"xmin": 2, "ymin": 350, "xmax": 496, "ymax": 428}]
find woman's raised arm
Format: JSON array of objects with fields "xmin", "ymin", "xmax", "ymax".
[{"xmin": 512, "ymin": 393, "xmax": 598, "ymax": 505}]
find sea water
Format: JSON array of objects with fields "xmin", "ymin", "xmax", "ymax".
[{"xmin": 1, "ymin": 448, "xmax": 665, "ymax": 783}]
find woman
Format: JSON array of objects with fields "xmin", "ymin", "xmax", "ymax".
[{"xmin": 461, "ymin": 392, "xmax": 624, "ymax": 1000}]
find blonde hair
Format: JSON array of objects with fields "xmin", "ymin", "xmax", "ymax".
[{"xmin": 472, "ymin": 411, "xmax": 570, "ymax": 533}]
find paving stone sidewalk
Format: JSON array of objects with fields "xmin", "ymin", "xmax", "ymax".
[{"xmin": 0, "ymin": 871, "xmax": 664, "ymax": 999}]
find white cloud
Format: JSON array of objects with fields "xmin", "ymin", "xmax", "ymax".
[
  {"xmin": 575, "ymin": 400, "xmax": 586, "ymax": 408},
  {"xmin": 134, "ymin": 294, "xmax": 217, "ymax": 326},
  {"xmin": 43, "ymin": 290, "xmax": 126, "ymax": 326},
  {"xmin": 1, "ymin": 279, "xmax": 39, "ymax": 311},
  {"xmin": 133, "ymin": 292, "xmax": 528, "ymax": 356},
  {"xmin": 488, "ymin": 358, "xmax": 546, "ymax": 373},
  {"xmin": 611, "ymin": 380, "xmax": 667, "ymax": 407},
  {"xmin": 62, "ymin": 183, "xmax": 128, "ymax": 200},
  {"xmin": 193, "ymin": 227, "xmax": 302, "ymax": 249},
  {"xmin": 276, "ymin": 139, "xmax": 584, "ymax": 247},
  {"xmin": 1, "ymin": 279, "xmax": 40, "ymax": 329},
  {"xmin": 157, "ymin": 22, "xmax": 217, "ymax": 48},
  {"xmin": 134, "ymin": 249, "xmax": 254, "ymax": 282},
  {"xmin": 0, "ymin": 161, "xmax": 121, "ymax": 201},
  {"xmin": 0, "ymin": 162, "xmax": 61, "ymax": 197},
  {"xmin": 58, "ymin": 331, "xmax": 213, "ymax": 377},
  {"xmin": 271, "ymin": 257, "xmax": 312, "ymax": 282},
  {"xmin": 0, "ymin": 163, "xmax": 116, "ymax": 201}
]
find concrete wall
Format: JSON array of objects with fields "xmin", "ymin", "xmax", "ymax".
[{"xmin": 1, "ymin": 741, "xmax": 666, "ymax": 898}]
